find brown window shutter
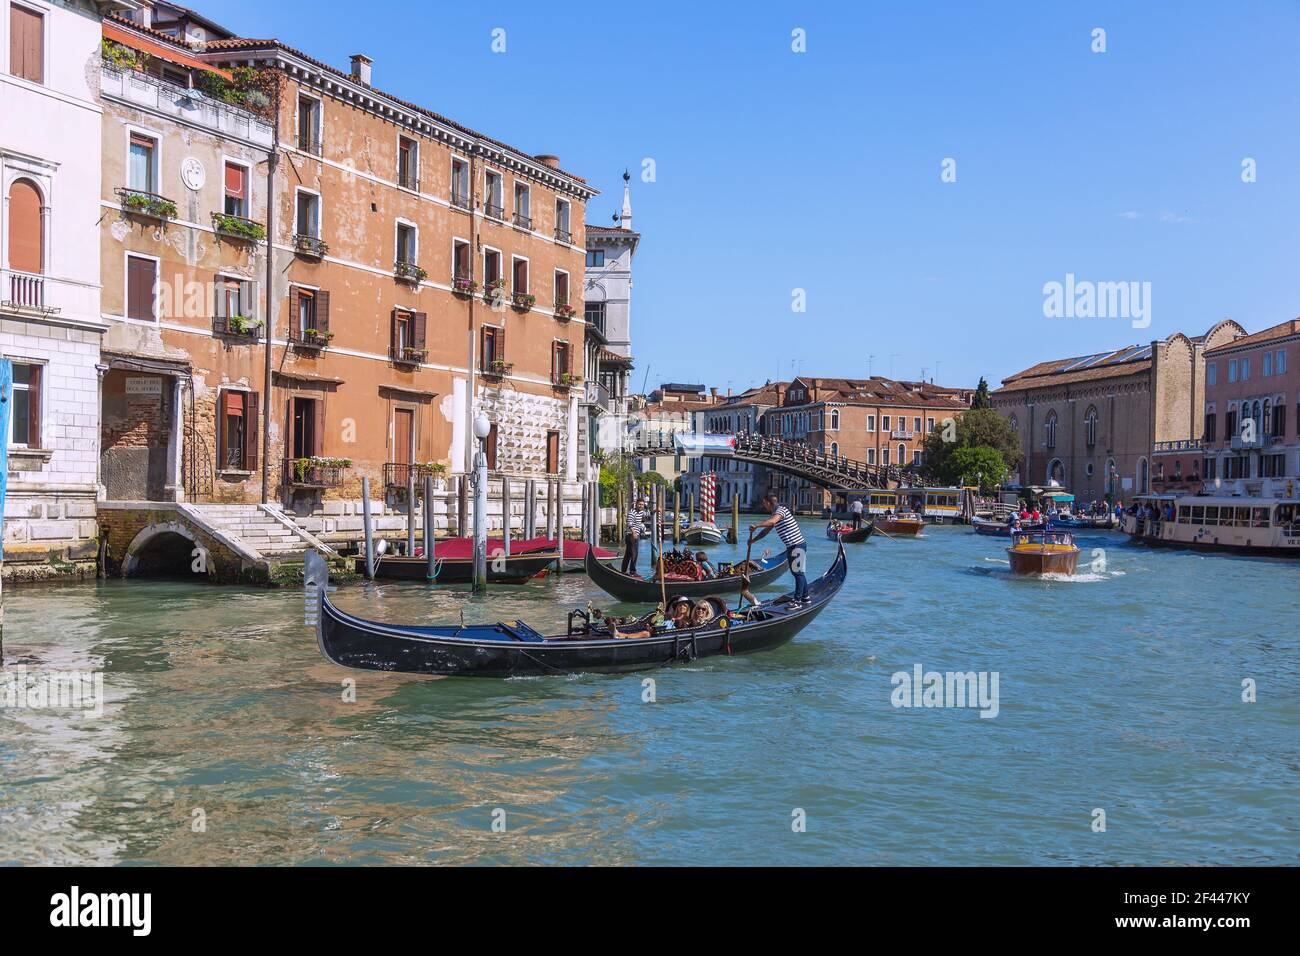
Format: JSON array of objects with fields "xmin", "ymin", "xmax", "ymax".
[
  {"xmin": 218, "ymin": 390, "xmax": 233, "ymax": 464},
  {"xmin": 479, "ymin": 326, "xmax": 488, "ymax": 369},
  {"xmin": 241, "ymin": 280, "xmax": 254, "ymax": 319},
  {"xmin": 316, "ymin": 290, "xmax": 330, "ymax": 333},
  {"xmin": 498, "ymin": 324, "xmax": 505, "ymax": 363},
  {"xmin": 245, "ymin": 392, "xmax": 260, "ymax": 472},
  {"xmin": 127, "ymin": 256, "xmax": 156, "ymax": 320},
  {"xmin": 390, "ymin": 308, "xmax": 399, "ymax": 353},
  {"xmin": 11, "ymin": 6, "xmax": 43, "ymax": 84},
  {"xmin": 312, "ymin": 399, "xmax": 325, "ymax": 456},
  {"xmin": 214, "ymin": 278, "xmax": 227, "ymax": 318},
  {"xmin": 412, "ymin": 312, "xmax": 426, "ymax": 349},
  {"xmin": 564, "ymin": 343, "xmax": 572, "ymax": 374},
  {"xmin": 27, "ymin": 364, "xmax": 41, "ymax": 447}
]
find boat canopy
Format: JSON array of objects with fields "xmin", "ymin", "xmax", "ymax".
[{"xmin": 1044, "ymin": 492, "xmax": 1075, "ymax": 502}]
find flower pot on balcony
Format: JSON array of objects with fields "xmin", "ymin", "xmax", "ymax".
[
  {"xmin": 211, "ymin": 212, "xmax": 267, "ymax": 242},
  {"xmin": 117, "ymin": 188, "xmax": 177, "ymax": 221},
  {"xmin": 452, "ymin": 276, "xmax": 479, "ymax": 296},
  {"xmin": 394, "ymin": 261, "xmax": 427, "ymax": 285},
  {"xmin": 511, "ymin": 292, "xmax": 536, "ymax": 311},
  {"xmin": 293, "ymin": 235, "xmax": 329, "ymax": 260},
  {"xmin": 555, "ymin": 303, "xmax": 577, "ymax": 320}
]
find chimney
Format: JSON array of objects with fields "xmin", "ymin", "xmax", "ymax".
[
  {"xmin": 536, "ymin": 155, "xmax": 561, "ymax": 170},
  {"xmin": 350, "ymin": 54, "xmax": 373, "ymax": 86}
]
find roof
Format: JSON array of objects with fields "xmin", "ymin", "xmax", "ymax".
[
  {"xmin": 597, "ymin": 347, "xmax": 633, "ymax": 366},
  {"xmin": 587, "ymin": 224, "xmax": 639, "ymax": 237},
  {"xmin": 995, "ymin": 344, "xmax": 1159, "ymax": 393},
  {"xmin": 104, "ymin": 18, "xmax": 231, "ymax": 77},
  {"xmin": 1204, "ymin": 318, "xmax": 1300, "ymax": 355},
  {"xmin": 196, "ymin": 37, "xmax": 595, "ymax": 193},
  {"xmin": 786, "ymin": 375, "xmax": 969, "ymax": 410}
]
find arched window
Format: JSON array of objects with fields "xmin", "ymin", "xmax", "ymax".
[
  {"xmin": 897, "ymin": 442, "xmax": 906, "ymax": 463},
  {"xmin": 1045, "ymin": 412, "xmax": 1058, "ymax": 450},
  {"xmin": 1263, "ymin": 399, "xmax": 1272, "ymax": 436},
  {"xmin": 831, "ymin": 409, "xmax": 840, "ymax": 430},
  {"xmin": 830, "ymin": 441, "xmax": 839, "ymax": 458},
  {"xmin": 1009, "ymin": 415, "xmax": 1019, "ymax": 431},
  {"xmin": 1138, "ymin": 457, "xmax": 1149, "ymax": 494},
  {"xmin": 1084, "ymin": 406, "xmax": 1098, "ymax": 448},
  {"xmin": 7, "ymin": 178, "xmax": 44, "ymax": 274}
]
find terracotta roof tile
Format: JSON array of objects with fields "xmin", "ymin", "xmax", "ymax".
[{"xmin": 1204, "ymin": 318, "xmax": 1300, "ymax": 355}]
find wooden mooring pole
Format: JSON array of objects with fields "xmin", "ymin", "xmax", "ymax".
[
  {"xmin": 501, "ymin": 477, "xmax": 512, "ymax": 557},
  {"xmin": 424, "ymin": 475, "xmax": 436, "ymax": 580},
  {"xmin": 361, "ymin": 476, "xmax": 375, "ymax": 580},
  {"xmin": 730, "ymin": 492, "xmax": 740, "ymax": 543}
]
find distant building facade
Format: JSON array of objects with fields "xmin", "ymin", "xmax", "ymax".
[
  {"xmin": 993, "ymin": 321, "xmax": 1244, "ymax": 503},
  {"xmin": 681, "ymin": 381, "xmax": 787, "ymax": 511}
]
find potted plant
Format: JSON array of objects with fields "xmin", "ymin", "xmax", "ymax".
[
  {"xmin": 304, "ymin": 327, "xmax": 334, "ymax": 344},
  {"xmin": 121, "ymin": 190, "xmax": 177, "ymax": 220},
  {"xmin": 555, "ymin": 302, "xmax": 577, "ymax": 320},
  {"xmin": 452, "ymin": 275, "xmax": 479, "ymax": 295},
  {"xmin": 227, "ymin": 315, "xmax": 263, "ymax": 336},
  {"xmin": 558, "ymin": 371, "xmax": 582, "ymax": 387},
  {"xmin": 212, "ymin": 213, "xmax": 267, "ymax": 241},
  {"xmin": 487, "ymin": 359, "xmax": 513, "ymax": 375},
  {"xmin": 512, "ymin": 291, "xmax": 536, "ymax": 310},
  {"xmin": 395, "ymin": 261, "xmax": 428, "ymax": 284},
  {"xmin": 400, "ymin": 346, "xmax": 428, "ymax": 363}
]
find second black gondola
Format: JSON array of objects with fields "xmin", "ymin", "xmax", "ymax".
[{"xmin": 583, "ymin": 544, "xmax": 788, "ymax": 603}]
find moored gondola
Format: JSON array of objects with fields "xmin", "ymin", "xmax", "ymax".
[
  {"xmin": 583, "ymin": 544, "xmax": 787, "ymax": 603},
  {"xmin": 306, "ymin": 544, "xmax": 847, "ymax": 677}
]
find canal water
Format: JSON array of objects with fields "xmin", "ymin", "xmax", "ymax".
[{"xmin": 1, "ymin": 519, "xmax": 1296, "ymax": 865}]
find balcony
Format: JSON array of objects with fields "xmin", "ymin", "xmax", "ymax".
[
  {"xmin": 511, "ymin": 291, "xmax": 536, "ymax": 311},
  {"xmin": 283, "ymin": 457, "xmax": 348, "ymax": 489},
  {"xmin": 451, "ymin": 273, "xmax": 478, "ymax": 296},
  {"xmin": 553, "ymin": 371, "xmax": 582, "ymax": 389},
  {"xmin": 1, "ymin": 269, "xmax": 97, "ymax": 320},
  {"xmin": 483, "ymin": 280, "xmax": 507, "ymax": 305},
  {"xmin": 116, "ymin": 187, "xmax": 177, "ymax": 221},
  {"xmin": 288, "ymin": 324, "xmax": 332, "ymax": 350},
  {"xmin": 512, "ymin": 211, "xmax": 533, "ymax": 230},
  {"xmin": 212, "ymin": 314, "xmax": 263, "ymax": 341},
  {"xmin": 211, "ymin": 212, "xmax": 267, "ymax": 242},
  {"xmin": 293, "ymin": 234, "xmax": 329, "ymax": 260},
  {"xmin": 554, "ymin": 226, "xmax": 573, "ymax": 244},
  {"xmin": 554, "ymin": 302, "xmax": 577, "ymax": 321},
  {"xmin": 394, "ymin": 260, "xmax": 427, "ymax": 285},
  {"xmin": 484, "ymin": 202, "xmax": 505, "ymax": 221},
  {"xmin": 1230, "ymin": 433, "xmax": 1266, "ymax": 451},
  {"xmin": 383, "ymin": 462, "xmax": 443, "ymax": 491},
  {"xmin": 101, "ymin": 66, "xmax": 274, "ymax": 148},
  {"xmin": 450, "ymin": 190, "xmax": 472, "ymax": 211},
  {"xmin": 1153, "ymin": 439, "xmax": 1204, "ymax": 453},
  {"xmin": 390, "ymin": 344, "xmax": 428, "ymax": 366},
  {"xmin": 890, "ymin": 429, "xmax": 916, "ymax": 440},
  {"xmin": 481, "ymin": 359, "xmax": 513, "ymax": 379},
  {"xmin": 584, "ymin": 380, "xmax": 612, "ymax": 413}
]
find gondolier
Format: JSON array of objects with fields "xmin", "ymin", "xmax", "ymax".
[
  {"xmin": 621, "ymin": 498, "xmax": 649, "ymax": 575},
  {"xmin": 751, "ymin": 493, "xmax": 809, "ymax": 608},
  {"xmin": 850, "ymin": 497, "xmax": 864, "ymax": 529}
]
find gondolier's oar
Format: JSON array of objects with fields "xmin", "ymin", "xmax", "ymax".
[{"xmin": 736, "ymin": 528, "xmax": 756, "ymax": 610}]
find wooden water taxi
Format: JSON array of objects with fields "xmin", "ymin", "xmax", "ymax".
[
  {"xmin": 1122, "ymin": 494, "xmax": 1300, "ymax": 558},
  {"xmin": 1005, "ymin": 531, "xmax": 1080, "ymax": 575},
  {"xmin": 873, "ymin": 513, "xmax": 925, "ymax": 536}
]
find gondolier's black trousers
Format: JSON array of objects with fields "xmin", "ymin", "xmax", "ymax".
[
  {"xmin": 621, "ymin": 533, "xmax": 640, "ymax": 575},
  {"xmin": 851, "ymin": 512, "xmax": 862, "ymax": 529}
]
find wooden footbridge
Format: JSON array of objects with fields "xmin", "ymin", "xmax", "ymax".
[{"xmin": 627, "ymin": 432, "xmax": 925, "ymax": 494}]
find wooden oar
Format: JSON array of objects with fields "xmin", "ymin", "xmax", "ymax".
[{"xmin": 736, "ymin": 528, "xmax": 756, "ymax": 610}]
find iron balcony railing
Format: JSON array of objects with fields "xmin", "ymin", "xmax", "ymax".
[
  {"xmin": 554, "ymin": 226, "xmax": 572, "ymax": 244},
  {"xmin": 512, "ymin": 211, "xmax": 533, "ymax": 230},
  {"xmin": 384, "ymin": 462, "xmax": 437, "ymax": 490},
  {"xmin": 288, "ymin": 323, "xmax": 330, "ymax": 349},
  {"xmin": 298, "ymin": 132, "xmax": 322, "ymax": 156},
  {"xmin": 116, "ymin": 187, "xmax": 177, "ymax": 220},
  {"xmin": 484, "ymin": 202, "xmax": 505, "ymax": 221},
  {"xmin": 398, "ymin": 169, "xmax": 420, "ymax": 191},
  {"xmin": 211, "ymin": 211, "xmax": 267, "ymax": 242},
  {"xmin": 293, "ymin": 234, "xmax": 329, "ymax": 260},
  {"xmin": 451, "ymin": 189, "xmax": 471, "ymax": 211},
  {"xmin": 212, "ymin": 314, "xmax": 262, "ymax": 340},
  {"xmin": 282, "ymin": 458, "xmax": 346, "ymax": 489}
]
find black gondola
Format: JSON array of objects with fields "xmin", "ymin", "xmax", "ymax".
[
  {"xmin": 306, "ymin": 543, "xmax": 847, "ymax": 677},
  {"xmin": 355, "ymin": 551, "xmax": 556, "ymax": 583},
  {"xmin": 583, "ymin": 545, "xmax": 788, "ymax": 603},
  {"xmin": 826, "ymin": 522, "xmax": 874, "ymax": 543}
]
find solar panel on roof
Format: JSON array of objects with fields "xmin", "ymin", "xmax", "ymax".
[
  {"xmin": 1108, "ymin": 345, "xmax": 1151, "ymax": 364},
  {"xmin": 1061, "ymin": 352, "xmax": 1109, "ymax": 372}
]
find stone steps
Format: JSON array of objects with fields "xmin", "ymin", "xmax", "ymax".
[{"xmin": 183, "ymin": 504, "xmax": 324, "ymax": 566}]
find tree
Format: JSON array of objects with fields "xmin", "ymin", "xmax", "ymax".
[
  {"xmin": 971, "ymin": 377, "xmax": 992, "ymax": 410},
  {"xmin": 922, "ymin": 407, "xmax": 1022, "ymax": 487},
  {"xmin": 946, "ymin": 446, "xmax": 1007, "ymax": 491}
]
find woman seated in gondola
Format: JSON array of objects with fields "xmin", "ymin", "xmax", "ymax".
[
  {"xmin": 689, "ymin": 601, "xmax": 716, "ymax": 628},
  {"xmin": 614, "ymin": 596, "xmax": 691, "ymax": 639},
  {"xmin": 696, "ymin": 551, "xmax": 716, "ymax": 579}
]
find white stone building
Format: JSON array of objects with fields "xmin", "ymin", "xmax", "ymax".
[{"xmin": 2, "ymin": 0, "xmax": 126, "ymax": 579}]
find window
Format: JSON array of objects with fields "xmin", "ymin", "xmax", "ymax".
[
  {"xmin": 882, "ymin": 415, "xmax": 891, "ymax": 431},
  {"xmin": 1263, "ymin": 352, "xmax": 1273, "ymax": 376},
  {"xmin": 1204, "ymin": 412, "xmax": 1217, "ymax": 443},
  {"xmin": 546, "ymin": 431, "xmax": 560, "ymax": 474},
  {"xmin": 291, "ymin": 396, "xmax": 323, "ymax": 459},
  {"xmin": 290, "ymin": 287, "xmax": 330, "ymax": 343},
  {"xmin": 513, "ymin": 182, "xmax": 531, "ymax": 228},
  {"xmin": 1225, "ymin": 406, "xmax": 1237, "ymax": 438},
  {"xmin": 1084, "ymin": 407, "xmax": 1098, "ymax": 447},
  {"xmin": 554, "ymin": 270, "xmax": 569, "ymax": 309},
  {"xmin": 1045, "ymin": 412, "xmax": 1058, "ymax": 450},
  {"xmin": 219, "ymin": 390, "xmax": 259, "ymax": 472},
  {"xmin": 552, "ymin": 340, "xmax": 571, "ymax": 383},
  {"xmin": 1241, "ymin": 357, "xmax": 1251, "ymax": 381},
  {"xmin": 7, "ymin": 178, "xmax": 42, "ymax": 276},
  {"xmin": 481, "ymin": 324, "xmax": 504, "ymax": 370},
  {"xmin": 450, "ymin": 158, "xmax": 470, "ymax": 208},
  {"xmin": 295, "ymin": 191, "xmax": 320, "ymax": 238},
  {"xmin": 396, "ymin": 222, "xmax": 417, "ymax": 265},
  {"xmin": 484, "ymin": 170, "xmax": 503, "ymax": 218},
  {"xmin": 128, "ymin": 132, "xmax": 157, "ymax": 193},
  {"xmin": 297, "ymin": 96, "xmax": 321, "ymax": 153},
  {"xmin": 927, "ymin": 417, "xmax": 935, "ymax": 433},
  {"xmin": 223, "ymin": 161, "xmax": 248, "ymax": 217},
  {"xmin": 512, "ymin": 256, "xmax": 528, "ymax": 294},
  {"xmin": 882, "ymin": 448, "xmax": 890, "ymax": 466},
  {"xmin": 390, "ymin": 308, "xmax": 426, "ymax": 362},
  {"xmin": 397, "ymin": 136, "xmax": 418, "ymax": 189},
  {"xmin": 9, "ymin": 5, "xmax": 43, "ymax": 84},
  {"xmin": 1277, "ymin": 350, "xmax": 1287, "ymax": 375},
  {"xmin": 214, "ymin": 275, "xmax": 254, "ymax": 322},
  {"xmin": 913, "ymin": 417, "xmax": 922, "ymax": 432},
  {"xmin": 898, "ymin": 443, "xmax": 907, "ymax": 463},
  {"xmin": 1206, "ymin": 362, "xmax": 1217, "ymax": 386},
  {"xmin": 866, "ymin": 415, "xmax": 875, "ymax": 432},
  {"xmin": 483, "ymin": 248, "xmax": 502, "ymax": 286},
  {"xmin": 831, "ymin": 409, "xmax": 840, "ymax": 430},
  {"xmin": 913, "ymin": 450, "xmax": 922, "ymax": 465},
  {"xmin": 586, "ymin": 249, "xmax": 605, "ymax": 268},
  {"xmin": 6, "ymin": 362, "xmax": 40, "ymax": 448},
  {"xmin": 485, "ymin": 423, "xmax": 499, "ymax": 470},
  {"xmin": 555, "ymin": 199, "xmax": 571, "ymax": 241},
  {"xmin": 126, "ymin": 255, "xmax": 157, "ymax": 320},
  {"xmin": 453, "ymin": 240, "xmax": 472, "ymax": 279},
  {"xmin": 585, "ymin": 300, "xmax": 606, "ymax": 334}
]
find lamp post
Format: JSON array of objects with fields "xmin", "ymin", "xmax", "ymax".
[{"xmin": 472, "ymin": 411, "xmax": 491, "ymax": 592}]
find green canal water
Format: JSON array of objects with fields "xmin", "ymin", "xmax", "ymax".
[{"xmin": 1, "ymin": 519, "xmax": 1297, "ymax": 865}]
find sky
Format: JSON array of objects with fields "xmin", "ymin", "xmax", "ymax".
[{"xmin": 211, "ymin": 0, "xmax": 1300, "ymax": 394}]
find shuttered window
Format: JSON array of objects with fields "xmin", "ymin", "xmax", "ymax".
[
  {"xmin": 554, "ymin": 270, "xmax": 568, "ymax": 308},
  {"xmin": 7, "ymin": 178, "xmax": 42, "ymax": 274},
  {"xmin": 9, "ymin": 5, "xmax": 43, "ymax": 84},
  {"xmin": 126, "ymin": 256, "xmax": 158, "ymax": 320},
  {"xmin": 129, "ymin": 133, "xmax": 157, "ymax": 193},
  {"xmin": 224, "ymin": 162, "xmax": 247, "ymax": 216}
]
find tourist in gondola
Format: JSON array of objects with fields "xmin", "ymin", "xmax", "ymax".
[
  {"xmin": 621, "ymin": 497, "xmax": 648, "ymax": 575},
  {"xmin": 696, "ymin": 551, "xmax": 716, "ymax": 579},
  {"xmin": 751, "ymin": 491, "xmax": 810, "ymax": 608}
]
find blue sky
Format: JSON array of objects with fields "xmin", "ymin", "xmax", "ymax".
[{"xmin": 213, "ymin": 0, "xmax": 1300, "ymax": 393}]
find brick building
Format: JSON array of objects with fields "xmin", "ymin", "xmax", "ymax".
[
  {"xmin": 1199, "ymin": 318, "xmax": 1300, "ymax": 496},
  {"xmin": 94, "ymin": 3, "xmax": 595, "ymax": 536},
  {"xmin": 992, "ymin": 321, "xmax": 1244, "ymax": 503},
  {"xmin": 682, "ymin": 381, "xmax": 787, "ymax": 511}
]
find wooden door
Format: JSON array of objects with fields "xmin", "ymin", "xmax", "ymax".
[{"xmin": 393, "ymin": 408, "xmax": 414, "ymax": 465}]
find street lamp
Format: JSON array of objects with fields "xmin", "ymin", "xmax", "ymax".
[{"xmin": 472, "ymin": 412, "xmax": 491, "ymax": 592}]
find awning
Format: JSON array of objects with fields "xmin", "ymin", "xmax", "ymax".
[
  {"xmin": 1044, "ymin": 492, "xmax": 1075, "ymax": 502},
  {"xmin": 103, "ymin": 351, "xmax": 191, "ymax": 378}
]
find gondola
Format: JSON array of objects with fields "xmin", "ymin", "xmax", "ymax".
[
  {"xmin": 306, "ymin": 543, "xmax": 847, "ymax": 677},
  {"xmin": 356, "ymin": 551, "xmax": 556, "ymax": 583},
  {"xmin": 826, "ymin": 521, "xmax": 873, "ymax": 543},
  {"xmin": 583, "ymin": 543, "xmax": 787, "ymax": 603}
]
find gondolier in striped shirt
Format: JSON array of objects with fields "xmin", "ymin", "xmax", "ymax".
[
  {"xmin": 751, "ymin": 492, "xmax": 809, "ymax": 607},
  {"xmin": 621, "ymin": 498, "xmax": 649, "ymax": 575}
]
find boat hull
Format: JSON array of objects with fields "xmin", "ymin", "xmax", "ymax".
[
  {"xmin": 873, "ymin": 517, "xmax": 924, "ymax": 536},
  {"xmin": 358, "ymin": 552, "xmax": 556, "ymax": 583},
  {"xmin": 312, "ymin": 546, "xmax": 847, "ymax": 677},
  {"xmin": 584, "ymin": 546, "xmax": 788, "ymax": 603},
  {"xmin": 972, "ymin": 517, "xmax": 1046, "ymax": 537},
  {"xmin": 827, "ymin": 523, "xmax": 873, "ymax": 543},
  {"xmin": 683, "ymin": 523, "xmax": 725, "ymax": 545}
]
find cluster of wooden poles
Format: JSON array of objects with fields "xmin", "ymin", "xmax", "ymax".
[
  {"xmin": 356, "ymin": 473, "xmax": 604, "ymax": 581},
  {"xmin": 614, "ymin": 477, "xmax": 744, "ymax": 546}
]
